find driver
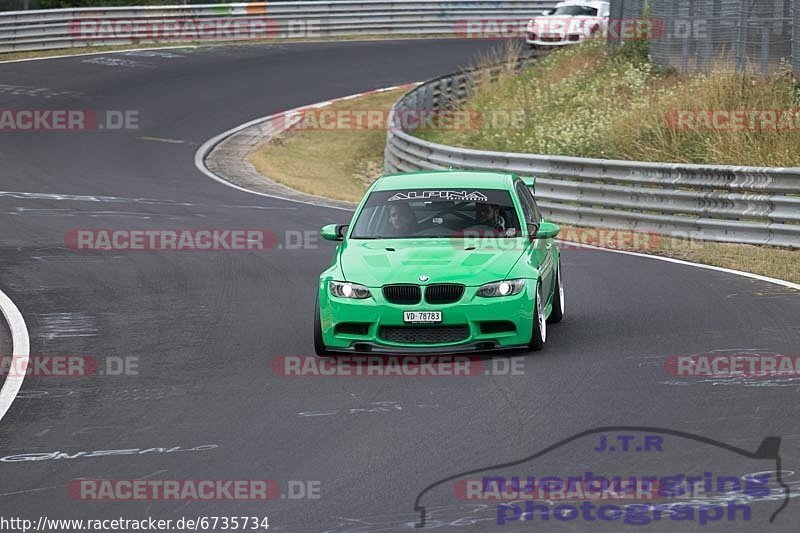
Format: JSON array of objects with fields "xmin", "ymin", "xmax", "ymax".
[
  {"xmin": 475, "ymin": 203, "xmax": 507, "ymax": 231},
  {"xmin": 387, "ymin": 203, "xmax": 417, "ymax": 235}
]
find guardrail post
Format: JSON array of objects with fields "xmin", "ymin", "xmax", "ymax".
[
  {"xmin": 794, "ymin": 0, "xmax": 800, "ymax": 76},
  {"xmin": 734, "ymin": 0, "xmax": 747, "ymax": 71}
]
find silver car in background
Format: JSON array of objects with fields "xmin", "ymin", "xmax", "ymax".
[{"xmin": 525, "ymin": 0, "xmax": 610, "ymax": 47}]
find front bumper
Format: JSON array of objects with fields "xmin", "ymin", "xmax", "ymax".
[
  {"xmin": 318, "ymin": 281, "xmax": 536, "ymax": 353},
  {"xmin": 525, "ymin": 33, "xmax": 586, "ymax": 46}
]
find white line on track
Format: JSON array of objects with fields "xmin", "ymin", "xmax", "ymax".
[
  {"xmin": 0, "ymin": 45, "xmax": 199, "ymax": 64},
  {"xmin": 561, "ymin": 242, "xmax": 800, "ymax": 291},
  {"xmin": 0, "ymin": 288, "xmax": 31, "ymax": 424}
]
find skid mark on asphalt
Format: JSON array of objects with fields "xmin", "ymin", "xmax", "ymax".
[
  {"xmin": 298, "ymin": 401, "xmax": 439, "ymax": 417},
  {"xmin": 656, "ymin": 349, "xmax": 800, "ymax": 388},
  {"xmin": 0, "ymin": 83, "xmax": 82, "ymax": 99},
  {"xmin": 0, "ymin": 485, "xmax": 60, "ymax": 498},
  {"xmin": 121, "ymin": 50, "xmax": 188, "ymax": 59},
  {"xmin": 0, "ymin": 191, "xmax": 297, "ymax": 212},
  {"xmin": 138, "ymin": 136, "xmax": 186, "ymax": 144},
  {"xmin": 105, "ymin": 387, "xmax": 186, "ymax": 402},
  {"xmin": 28, "ymin": 252, "xmax": 128, "ymax": 264},
  {"xmin": 0, "ymin": 190, "xmax": 194, "ymax": 206},
  {"xmin": 726, "ymin": 287, "xmax": 799, "ymax": 299},
  {"xmin": 35, "ymin": 312, "xmax": 97, "ymax": 340},
  {"xmin": 81, "ymin": 57, "xmax": 156, "ymax": 69},
  {"xmin": 11, "ymin": 207, "xmax": 201, "ymax": 220},
  {"xmin": 0, "ymin": 443, "xmax": 219, "ymax": 463},
  {"xmin": 220, "ymin": 204, "xmax": 296, "ymax": 211},
  {"xmin": 14, "ymin": 386, "xmax": 187, "ymax": 402},
  {"xmin": 14, "ymin": 389, "xmax": 76, "ymax": 400},
  {"xmin": 320, "ymin": 504, "xmax": 498, "ymax": 532},
  {"xmin": 659, "ymin": 378, "xmax": 800, "ymax": 387}
]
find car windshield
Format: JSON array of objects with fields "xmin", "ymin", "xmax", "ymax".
[
  {"xmin": 552, "ymin": 5, "xmax": 599, "ymax": 16},
  {"xmin": 351, "ymin": 188, "xmax": 521, "ymax": 239}
]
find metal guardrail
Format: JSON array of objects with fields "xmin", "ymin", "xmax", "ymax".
[
  {"xmin": 385, "ymin": 64, "xmax": 800, "ymax": 248},
  {"xmin": 0, "ymin": 1, "xmax": 557, "ymax": 53}
]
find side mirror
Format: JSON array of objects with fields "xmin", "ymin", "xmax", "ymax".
[
  {"xmin": 532, "ymin": 221, "xmax": 560, "ymax": 240},
  {"xmin": 542, "ymin": 9, "xmax": 554, "ymax": 15},
  {"xmin": 320, "ymin": 224, "xmax": 348, "ymax": 241}
]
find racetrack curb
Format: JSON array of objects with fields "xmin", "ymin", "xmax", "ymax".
[
  {"xmin": 196, "ymin": 84, "xmax": 420, "ymax": 212},
  {"xmin": 0, "ymin": 288, "xmax": 31, "ymax": 424}
]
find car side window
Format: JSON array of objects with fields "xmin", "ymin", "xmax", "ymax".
[
  {"xmin": 515, "ymin": 182, "xmax": 541, "ymax": 225},
  {"xmin": 527, "ymin": 188, "xmax": 544, "ymax": 223}
]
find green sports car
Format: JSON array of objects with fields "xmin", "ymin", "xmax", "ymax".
[{"xmin": 314, "ymin": 170, "xmax": 564, "ymax": 355}]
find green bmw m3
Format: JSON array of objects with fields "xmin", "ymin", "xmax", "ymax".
[{"xmin": 315, "ymin": 170, "xmax": 564, "ymax": 355}]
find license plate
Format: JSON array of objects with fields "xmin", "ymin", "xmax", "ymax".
[{"xmin": 404, "ymin": 311, "xmax": 442, "ymax": 323}]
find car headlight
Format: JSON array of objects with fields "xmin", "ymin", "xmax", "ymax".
[
  {"xmin": 476, "ymin": 279, "xmax": 526, "ymax": 298},
  {"xmin": 330, "ymin": 281, "xmax": 371, "ymax": 299}
]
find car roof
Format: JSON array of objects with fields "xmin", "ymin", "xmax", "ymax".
[
  {"xmin": 555, "ymin": 0, "xmax": 609, "ymax": 7},
  {"xmin": 373, "ymin": 170, "xmax": 517, "ymax": 191}
]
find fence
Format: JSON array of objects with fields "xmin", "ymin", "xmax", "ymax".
[
  {"xmin": 0, "ymin": 1, "xmax": 557, "ymax": 53},
  {"xmin": 384, "ymin": 63, "xmax": 800, "ymax": 248},
  {"xmin": 610, "ymin": 0, "xmax": 800, "ymax": 75}
]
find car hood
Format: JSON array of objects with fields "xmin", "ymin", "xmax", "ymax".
[
  {"xmin": 528, "ymin": 16, "xmax": 600, "ymax": 31},
  {"xmin": 339, "ymin": 238, "xmax": 527, "ymax": 287}
]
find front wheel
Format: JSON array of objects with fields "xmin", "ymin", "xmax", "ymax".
[
  {"xmin": 314, "ymin": 295, "xmax": 331, "ymax": 357},
  {"xmin": 529, "ymin": 282, "xmax": 546, "ymax": 351},
  {"xmin": 547, "ymin": 261, "xmax": 564, "ymax": 324}
]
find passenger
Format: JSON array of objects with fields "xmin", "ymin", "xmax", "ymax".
[{"xmin": 475, "ymin": 203, "xmax": 507, "ymax": 231}]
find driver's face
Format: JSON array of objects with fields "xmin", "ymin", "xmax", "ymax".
[
  {"xmin": 476, "ymin": 203, "xmax": 498, "ymax": 223},
  {"xmin": 389, "ymin": 206, "xmax": 410, "ymax": 229}
]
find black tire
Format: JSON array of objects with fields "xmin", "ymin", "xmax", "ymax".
[
  {"xmin": 529, "ymin": 282, "xmax": 546, "ymax": 351},
  {"xmin": 547, "ymin": 261, "xmax": 564, "ymax": 324},
  {"xmin": 314, "ymin": 295, "xmax": 331, "ymax": 357}
]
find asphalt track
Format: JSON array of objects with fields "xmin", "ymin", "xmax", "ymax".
[{"xmin": 0, "ymin": 39, "xmax": 799, "ymax": 532}]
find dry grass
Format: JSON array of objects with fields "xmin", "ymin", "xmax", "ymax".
[
  {"xmin": 248, "ymin": 88, "xmax": 407, "ymax": 203},
  {"xmin": 683, "ymin": 241, "xmax": 800, "ymax": 284},
  {"xmin": 421, "ymin": 41, "xmax": 800, "ymax": 167}
]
